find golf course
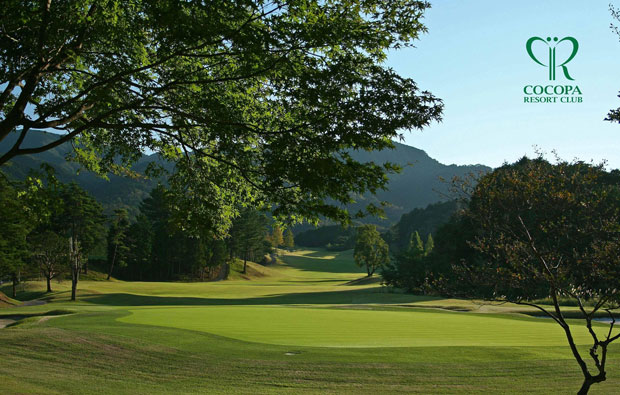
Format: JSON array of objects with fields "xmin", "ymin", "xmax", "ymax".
[{"xmin": 2, "ymin": 248, "xmax": 619, "ymax": 394}]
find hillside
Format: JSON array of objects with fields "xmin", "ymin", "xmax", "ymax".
[
  {"xmin": 347, "ymin": 142, "xmax": 489, "ymax": 224},
  {"xmin": 0, "ymin": 130, "xmax": 490, "ymax": 222},
  {"xmin": 0, "ymin": 130, "xmax": 166, "ymax": 216}
]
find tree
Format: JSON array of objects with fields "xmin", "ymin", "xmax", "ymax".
[
  {"xmin": 0, "ymin": 1, "xmax": 441, "ymax": 233},
  {"xmin": 382, "ymin": 231, "xmax": 429, "ymax": 293},
  {"xmin": 283, "ymin": 229, "xmax": 295, "ymax": 250},
  {"xmin": 269, "ymin": 225, "xmax": 284, "ymax": 249},
  {"xmin": 230, "ymin": 209, "xmax": 269, "ymax": 274},
  {"xmin": 52, "ymin": 183, "xmax": 105, "ymax": 301},
  {"xmin": 0, "ymin": 175, "xmax": 32, "ymax": 297},
  {"xmin": 424, "ymin": 234, "xmax": 434, "ymax": 256},
  {"xmin": 29, "ymin": 230, "xmax": 68, "ymax": 292},
  {"xmin": 353, "ymin": 225, "xmax": 389, "ymax": 276},
  {"xmin": 106, "ymin": 209, "xmax": 130, "ymax": 280},
  {"xmin": 441, "ymin": 157, "xmax": 620, "ymax": 395},
  {"xmin": 408, "ymin": 231, "xmax": 424, "ymax": 256}
]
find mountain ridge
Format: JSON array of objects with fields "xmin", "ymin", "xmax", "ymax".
[{"xmin": 0, "ymin": 130, "xmax": 491, "ymax": 223}]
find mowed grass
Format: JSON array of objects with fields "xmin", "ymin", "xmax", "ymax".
[
  {"xmin": 119, "ymin": 305, "xmax": 599, "ymax": 348},
  {"xmin": 2, "ymin": 248, "xmax": 620, "ymax": 394}
]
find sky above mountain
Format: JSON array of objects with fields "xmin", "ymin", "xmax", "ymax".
[{"xmin": 389, "ymin": 0, "xmax": 620, "ymax": 169}]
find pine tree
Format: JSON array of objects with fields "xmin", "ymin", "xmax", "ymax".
[
  {"xmin": 425, "ymin": 234, "xmax": 434, "ymax": 256},
  {"xmin": 408, "ymin": 231, "xmax": 424, "ymax": 256},
  {"xmin": 107, "ymin": 209, "xmax": 130, "ymax": 280}
]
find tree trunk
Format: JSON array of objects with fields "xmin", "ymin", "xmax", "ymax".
[
  {"xmin": 243, "ymin": 250, "xmax": 248, "ymax": 274},
  {"xmin": 11, "ymin": 274, "xmax": 17, "ymax": 298},
  {"xmin": 46, "ymin": 274, "xmax": 52, "ymax": 293},
  {"xmin": 71, "ymin": 268, "xmax": 78, "ymax": 301},
  {"xmin": 578, "ymin": 378, "xmax": 593, "ymax": 395},
  {"xmin": 107, "ymin": 243, "xmax": 117, "ymax": 280},
  {"xmin": 578, "ymin": 374, "xmax": 606, "ymax": 395}
]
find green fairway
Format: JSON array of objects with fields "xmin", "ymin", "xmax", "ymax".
[
  {"xmin": 118, "ymin": 305, "xmax": 596, "ymax": 348},
  {"xmin": 2, "ymin": 248, "xmax": 620, "ymax": 394}
]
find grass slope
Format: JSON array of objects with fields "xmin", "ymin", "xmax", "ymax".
[{"xmin": 2, "ymin": 248, "xmax": 620, "ymax": 394}]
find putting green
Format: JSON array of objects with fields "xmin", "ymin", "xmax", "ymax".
[{"xmin": 118, "ymin": 305, "xmax": 599, "ymax": 348}]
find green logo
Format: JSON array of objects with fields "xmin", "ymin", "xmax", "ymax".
[{"xmin": 526, "ymin": 36, "xmax": 579, "ymax": 80}]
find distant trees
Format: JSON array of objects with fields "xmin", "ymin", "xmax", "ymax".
[
  {"xmin": 111, "ymin": 186, "xmax": 274, "ymax": 281},
  {"xmin": 283, "ymin": 229, "xmax": 295, "ymax": 251},
  {"xmin": 229, "ymin": 209, "xmax": 270, "ymax": 274},
  {"xmin": 295, "ymin": 225, "xmax": 357, "ymax": 251},
  {"xmin": 0, "ymin": 175, "xmax": 32, "ymax": 297},
  {"xmin": 354, "ymin": 225, "xmax": 389, "ymax": 276},
  {"xmin": 438, "ymin": 157, "xmax": 620, "ymax": 395},
  {"xmin": 106, "ymin": 209, "xmax": 130, "ymax": 280},
  {"xmin": 269, "ymin": 225, "xmax": 284, "ymax": 249},
  {"xmin": 382, "ymin": 200, "xmax": 459, "ymax": 253},
  {"xmin": 382, "ymin": 231, "xmax": 435, "ymax": 293}
]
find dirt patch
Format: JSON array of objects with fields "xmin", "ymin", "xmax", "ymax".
[
  {"xmin": 0, "ymin": 318, "xmax": 16, "ymax": 328},
  {"xmin": 0, "ymin": 291, "xmax": 19, "ymax": 307}
]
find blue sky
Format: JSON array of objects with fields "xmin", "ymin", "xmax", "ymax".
[{"xmin": 388, "ymin": 1, "xmax": 620, "ymax": 169}]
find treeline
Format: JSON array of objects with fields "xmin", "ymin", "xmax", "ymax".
[
  {"xmin": 110, "ymin": 186, "xmax": 293, "ymax": 281},
  {"xmin": 380, "ymin": 157, "xmax": 620, "ymax": 296},
  {"xmin": 0, "ymin": 170, "xmax": 295, "ymax": 300},
  {"xmin": 0, "ymin": 169, "xmax": 105, "ymax": 299}
]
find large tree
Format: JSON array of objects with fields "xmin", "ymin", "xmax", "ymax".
[
  {"xmin": 229, "ymin": 208, "xmax": 269, "ymax": 274},
  {"xmin": 353, "ymin": 224, "xmax": 389, "ymax": 276},
  {"xmin": 51, "ymin": 182, "xmax": 105, "ymax": 301},
  {"xmin": 442, "ymin": 157, "xmax": 620, "ymax": 395},
  {"xmin": 29, "ymin": 230, "xmax": 68, "ymax": 292},
  {"xmin": 0, "ymin": 0, "xmax": 441, "ymax": 232}
]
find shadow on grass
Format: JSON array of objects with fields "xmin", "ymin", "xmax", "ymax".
[{"xmin": 81, "ymin": 287, "xmax": 436, "ymax": 307}]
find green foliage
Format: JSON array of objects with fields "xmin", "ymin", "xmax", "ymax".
[
  {"xmin": 0, "ymin": 174, "xmax": 33, "ymax": 296},
  {"xmin": 283, "ymin": 229, "xmax": 295, "ymax": 250},
  {"xmin": 382, "ymin": 230, "xmax": 436, "ymax": 293},
  {"xmin": 229, "ymin": 208, "xmax": 270, "ymax": 273},
  {"xmin": 383, "ymin": 200, "xmax": 459, "ymax": 252},
  {"xmin": 409, "ymin": 231, "xmax": 424, "ymax": 255},
  {"xmin": 353, "ymin": 224, "xmax": 389, "ymax": 276},
  {"xmin": 1, "ymin": 133, "xmax": 489, "ymax": 224},
  {"xmin": 0, "ymin": 0, "xmax": 442, "ymax": 232},
  {"xmin": 269, "ymin": 225, "xmax": 284, "ymax": 248},
  {"xmin": 424, "ymin": 234, "xmax": 434, "ymax": 255},
  {"xmin": 106, "ymin": 209, "xmax": 130, "ymax": 279},
  {"xmin": 439, "ymin": 156, "xmax": 620, "ymax": 393},
  {"xmin": 29, "ymin": 230, "xmax": 68, "ymax": 292},
  {"xmin": 295, "ymin": 225, "xmax": 356, "ymax": 248}
]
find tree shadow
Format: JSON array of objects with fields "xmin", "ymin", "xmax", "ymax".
[{"xmin": 82, "ymin": 287, "xmax": 436, "ymax": 307}]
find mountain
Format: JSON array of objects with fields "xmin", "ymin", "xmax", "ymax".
[
  {"xmin": 0, "ymin": 130, "xmax": 165, "ymax": 217},
  {"xmin": 346, "ymin": 142, "xmax": 489, "ymax": 224},
  {"xmin": 0, "ymin": 130, "xmax": 490, "ymax": 222}
]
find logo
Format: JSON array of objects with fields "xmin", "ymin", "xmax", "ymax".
[
  {"xmin": 526, "ymin": 36, "xmax": 578, "ymax": 80},
  {"xmin": 523, "ymin": 35, "xmax": 582, "ymax": 104}
]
